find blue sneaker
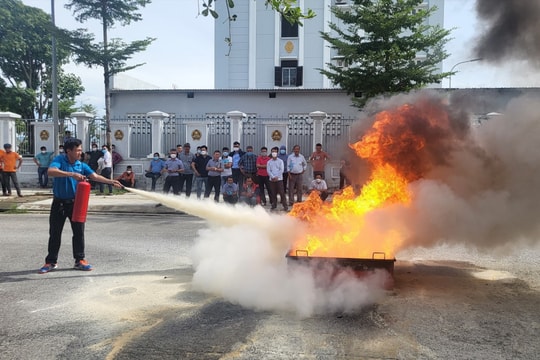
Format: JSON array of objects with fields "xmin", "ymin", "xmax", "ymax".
[
  {"xmin": 74, "ymin": 259, "xmax": 93, "ymax": 271},
  {"xmin": 38, "ymin": 263, "xmax": 57, "ymax": 274}
]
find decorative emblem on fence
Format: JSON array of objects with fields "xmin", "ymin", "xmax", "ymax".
[
  {"xmin": 39, "ymin": 130, "xmax": 49, "ymax": 140},
  {"xmin": 114, "ymin": 129, "xmax": 124, "ymax": 140},
  {"xmin": 271, "ymin": 129, "xmax": 282, "ymax": 141},
  {"xmin": 191, "ymin": 129, "xmax": 202, "ymax": 140}
]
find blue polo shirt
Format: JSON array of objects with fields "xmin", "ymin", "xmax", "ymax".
[
  {"xmin": 50, "ymin": 154, "xmax": 94, "ymax": 200},
  {"xmin": 34, "ymin": 151, "xmax": 54, "ymax": 167}
]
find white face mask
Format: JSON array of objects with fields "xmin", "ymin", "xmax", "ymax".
[
  {"xmin": 41, "ymin": 150, "xmax": 46, "ymax": 154},
  {"xmin": 271, "ymin": 152, "xmax": 278, "ymax": 158},
  {"xmin": 170, "ymin": 153, "xmax": 177, "ymax": 158},
  {"xmin": 127, "ymin": 170, "xmax": 132, "ymax": 174},
  {"xmin": 201, "ymin": 151, "xmax": 207, "ymax": 156},
  {"xmin": 233, "ymin": 147, "xmax": 239, "ymax": 151},
  {"xmin": 316, "ymin": 179, "xmax": 322, "ymax": 183}
]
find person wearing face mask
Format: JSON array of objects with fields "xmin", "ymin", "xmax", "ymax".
[
  {"xmin": 99, "ymin": 145, "xmax": 113, "ymax": 195},
  {"xmin": 230, "ymin": 141, "xmax": 245, "ymax": 188},
  {"xmin": 191, "ymin": 145, "xmax": 212, "ymax": 199},
  {"xmin": 239, "ymin": 145, "xmax": 257, "ymax": 186},
  {"xmin": 86, "ymin": 143, "xmax": 102, "ymax": 189},
  {"xmin": 309, "ymin": 173, "xmax": 329, "ymax": 201},
  {"xmin": 178, "ymin": 143, "xmax": 196, "ymax": 197},
  {"xmin": 267, "ymin": 146, "xmax": 288, "ymax": 211},
  {"xmin": 221, "ymin": 146, "xmax": 233, "ymax": 186},
  {"xmin": 163, "ymin": 148, "xmax": 184, "ymax": 195},
  {"xmin": 277, "ymin": 145, "xmax": 289, "ymax": 193},
  {"xmin": 86, "ymin": 143, "xmax": 101, "ymax": 171},
  {"xmin": 33, "ymin": 146, "xmax": 54, "ymax": 188},
  {"xmin": 255, "ymin": 146, "xmax": 270, "ymax": 206},
  {"xmin": 115, "ymin": 165, "xmax": 136, "ymax": 188},
  {"xmin": 0, "ymin": 143, "xmax": 23, "ymax": 197},
  {"xmin": 205, "ymin": 150, "xmax": 224, "ymax": 202},
  {"xmin": 162, "ymin": 149, "xmax": 184, "ymax": 195},
  {"xmin": 145, "ymin": 152, "xmax": 165, "ymax": 191},
  {"xmin": 287, "ymin": 144, "xmax": 307, "ymax": 205}
]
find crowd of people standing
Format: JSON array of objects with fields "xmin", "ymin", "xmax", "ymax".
[{"xmin": 146, "ymin": 141, "xmax": 336, "ymax": 210}]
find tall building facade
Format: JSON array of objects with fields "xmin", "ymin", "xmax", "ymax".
[{"xmin": 214, "ymin": 0, "xmax": 445, "ymax": 89}]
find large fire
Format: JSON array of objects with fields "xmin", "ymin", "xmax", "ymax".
[{"xmin": 288, "ymin": 102, "xmax": 448, "ymax": 259}]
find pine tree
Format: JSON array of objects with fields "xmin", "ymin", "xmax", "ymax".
[
  {"xmin": 65, "ymin": 0, "xmax": 155, "ymax": 146},
  {"xmin": 320, "ymin": 0, "xmax": 452, "ymax": 107}
]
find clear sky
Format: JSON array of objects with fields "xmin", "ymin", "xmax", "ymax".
[{"xmin": 20, "ymin": 0, "xmax": 540, "ymax": 116}]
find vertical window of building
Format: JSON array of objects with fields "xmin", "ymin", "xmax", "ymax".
[
  {"xmin": 282, "ymin": 60, "xmax": 298, "ymax": 87},
  {"xmin": 275, "ymin": 60, "xmax": 303, "ymax": 87},
  {"xmin": 281, "ymin": 16, "xmax": 298, "ymax": 38}
]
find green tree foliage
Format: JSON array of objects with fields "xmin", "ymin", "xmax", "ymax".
[
  {"xmin": 42, "ymin": 71, "xmax": 85, "ymax": 119},
  {"xmin": 65, "ymin": 0, "xmax": 155, "ymax": 146},
  {"xmin": 0, "ymin": 0, "xmax": 84, "ymax": 119},
  {"xmin": 200, "ymin": 0, "xmax": 315, "ymax": 24},
  {"xmin": 0, "ymin": 79, "xmax": 35, "ymax": 117},
  {"xmin": 200, "ymin": 0, "xmax": 315, "ymax": 52},
  {"xmin": 320, "ymin": 0, "xmax": 452, "ymax": 107}
]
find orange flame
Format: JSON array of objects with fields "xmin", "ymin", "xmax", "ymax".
[{"xmin": 288, "ymin": 104, "xmax": 436, "ymax": 259}]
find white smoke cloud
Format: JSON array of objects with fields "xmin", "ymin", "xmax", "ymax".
[
  {"xmin": 125, "ymin": 189, "xmax": 388, "ymax": 317},
  {"xmin": 190, "ymin": 216, "xmax": 387, "ymax": 318}
]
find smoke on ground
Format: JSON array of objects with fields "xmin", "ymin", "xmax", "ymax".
[{"xmin": 125, "ymin": 188, "xmax": 386, "ymax": 317}]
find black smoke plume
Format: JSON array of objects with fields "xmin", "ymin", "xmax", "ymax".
[{"xmin": 474, "ymin": 0, "xmax": 540, "ymax": 67}]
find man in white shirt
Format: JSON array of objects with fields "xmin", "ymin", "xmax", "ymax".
[
  {"xmin": 99, "ymin": 145, "xmax": 113, "ymax": 195},
  {"xmin": 309, "ymin": 173, "xmax": 329, "ymax": 201},
  {"xmin": 286, "ymin": 144, "xmax": 307, "ymax": 206},
  {"xmin": 267, "ymin": 146, "xmax": 288, "ymax": 211}
]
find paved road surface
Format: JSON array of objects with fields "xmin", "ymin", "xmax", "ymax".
[{"xmin": 1, "ymin": 214, "xmax": 539, "ymax": 359}]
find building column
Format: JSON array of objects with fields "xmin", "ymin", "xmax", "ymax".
[
  {"xmin": 309, "ymin": 110, "xmax": 327, "ymax": 150},
  {"xmin": 0, "ymin": 112, "xmax": 21, "ymax": 150},
  {"xmin": 146, "ymin": 110, "xmax": 169, "ymax": 157},
  {"xmin": 226, "ymin": 110, "xmax": 246, "ymax": 147},
  {"xmin": 71, "ymin": 112, "xmax": 93, "ymax": 151},
  {"xmin": 110, "ymin": 121, "xmax": 132, "ymax": 160}
]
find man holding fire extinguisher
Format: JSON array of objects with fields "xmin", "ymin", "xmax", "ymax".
[{"xmin": 38, "ymin": 138, "xmax": 123, "ymax": 274}]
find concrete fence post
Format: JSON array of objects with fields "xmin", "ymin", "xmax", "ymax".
[
  {"xmin": 146, "ymin": 110, "xmax": 169, "ymax": 157},
  {"xmin": 226, "ymin": 110, "xmax": 246, "ymax": 147},
  {"xmin": 309, "ymin": 110, "xmax": 327, "ymax": 151},
  {"xmin": 0, "ymin": 112, "xmax": 21, "ymax": 151},
  {"xmin": 70, "ymin": 112, "xmax": 93, "ymax": 151}
]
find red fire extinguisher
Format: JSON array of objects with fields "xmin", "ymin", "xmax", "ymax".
[{"xmin": 72, "ymin": 180, "xmax": 91, "ymax": 223}]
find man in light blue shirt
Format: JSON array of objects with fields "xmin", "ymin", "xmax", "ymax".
[
  {"xmin": 287, "ymin": 144, "xmax": 307, "ymax": 205},
  {"xmin": 163, "ymin": 148, "xmax": 184, "ymax": 195},
  {"xmin": 145, "ymin": 152, "xmax": 165, "ymax": 191},
  {"xmin": 33, "ymin": 146, "xmax": 54, "ymax": 188}
]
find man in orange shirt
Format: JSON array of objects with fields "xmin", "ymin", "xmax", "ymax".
[
  {"xmin": 1, "ymin": 143, "xmax": 23, "ymax": 197},
  {"xmin": 115, "ymin": 165, "xmax": 136, "ymax": 188},
  {"xmin": 309, "ymin": 143, "xmax": 330, "ymax": 180},
  {"xmin": 0, "ymin": 147, "xmax": 6, "ymax": 195}
]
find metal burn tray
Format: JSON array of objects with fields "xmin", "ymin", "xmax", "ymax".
[{"xmin": 286, "ymin": 250, "xmax": 396, "ymax": 288}]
